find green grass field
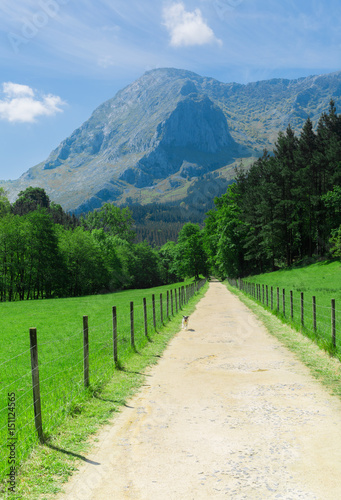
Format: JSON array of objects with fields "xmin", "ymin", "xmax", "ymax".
[
  {"xmin": 0, "ymin": 279, "xmax": 204, "ymax": 495},
  {"xmin": 236, "ymin": 260, "xmax": 341, "ymax": 356}
]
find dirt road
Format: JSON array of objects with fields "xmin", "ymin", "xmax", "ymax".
[{"xmin": 57, "ymin": 281, "xmax": 341, "ymax": 499}]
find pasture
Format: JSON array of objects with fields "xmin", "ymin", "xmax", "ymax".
[
  {"xmin": 0, "ymin": 279, "xmax": 205, "ymax": 494},
  {"xmin": 235, "ymin": 260, "xmax": 341, "ymax": 356}
]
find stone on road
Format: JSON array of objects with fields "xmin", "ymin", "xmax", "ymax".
[{"xmin": 58, "ymin": 281, "xmax": 341, "ymax": 499}]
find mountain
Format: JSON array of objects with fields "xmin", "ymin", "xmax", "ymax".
[{"xmin": 2, "ymin": 68, "xmax": 341, "ymax": 214}]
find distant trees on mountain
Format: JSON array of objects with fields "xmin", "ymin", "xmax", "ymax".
[
  {"xmin": 128, "ymin": 201, "xmax": 206, "ymax": 246},
  {"xmin": 203, "ymin": 101, "xmax": 341, "ymax": 278}
]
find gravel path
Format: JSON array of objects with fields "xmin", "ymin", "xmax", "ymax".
[{"xmin": 57, "ymin": 281, "xmax": 341, "ymax": 499}]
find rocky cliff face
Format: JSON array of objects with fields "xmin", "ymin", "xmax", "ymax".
[
  {"xmin": 2, "ymin": 68, "xmax": 341, "ymax": 213},
  {"xmin": 119, "ymin": 93, "xmax": 239, "ymax": 188}
]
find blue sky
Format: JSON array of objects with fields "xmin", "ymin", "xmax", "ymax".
[{"xmin": 1, "ymin": 0, "xmax": 341, "ymax": 180}]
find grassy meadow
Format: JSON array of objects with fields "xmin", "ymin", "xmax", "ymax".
[
  {"xmin": 0, "ymin": 279, "xmax": 205, "ymax": 496},
  {"xmin": 238, "ymin": 260, "xmax": 341, "ymax": 356}
]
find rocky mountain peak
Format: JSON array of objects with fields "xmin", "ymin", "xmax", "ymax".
[{"xmin": 2, "ymin": 68, "xmax": 341, "ymax": 213}]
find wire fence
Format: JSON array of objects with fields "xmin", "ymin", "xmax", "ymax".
[
  {"xmin": 0, "ymin": 279, "xmax": 206, "ymax": 495},
  {"xmin": 227, "ymin": 278, "xmax": 341, "ymax": 357}
]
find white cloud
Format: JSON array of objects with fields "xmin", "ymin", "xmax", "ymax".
[
  {"xmin": 3, "ymin": 82, "xmax": 34, "ymax": 98},
  {"xmin": 163, "ymin": 2, "xmax": 222, "ymax": 47},
  {"xmin": 0, "ymin": 83, "xmax": 65, "ymax": 123}
]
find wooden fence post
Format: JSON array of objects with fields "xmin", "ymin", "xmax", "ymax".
[
  {"xmin": 167, "ymin": 291, "xmax": 169, "ymax": 318},
  {"xmin": 83, "ymin": 316, "xmax": 89, "ymax": 388},
  {"xmin": 171, "ymin": 289, "xmax": 174, "ymax": 316},
  {"xmin": 175, "ymin": 289, "xmax": 178, "ymax": 313},
  {"xmin": 152, "ymin": 294, "xmax": 156, "ymax": 329},
  {"xmin": 266, "ymin": 285, "xmax": 269, "ymax": 307},
  {"xmin": 29, "ymin": 328, "xmax": 44, "ymax": 443},
  {"xmin": 130, "ymin": 301, "xmax": 135, "ymax": 347},
  {"xmin": 312, "ymin": 296, "xmax": 316, "ymax": 332},
  {"xmin": 160, "ymin": 293, "xmax": 163, "ymax": 324},
  {"xmin": 301, "ymin": 292, "xmax": 304, "ymax": 328},
  {"xmin": 271, "ymin": 286, "xmax": 273, "ymax": 310},
  {"xmin": 290, "ymin": 291, "xmax": 293, "ymax": 320},
  {"xmin": 277, "ymin": 287, "xmax": 279, "ymax": 312},
  {"xmin": 112, "ymin": 306, "xmax": 118, "ymax": 366},
  {"xmin": 332, "ymin": 299, "xmax": 336, "ymax": 348},
  {"xmin": 282, "ymin": 289, "xmax": 285, "ymax": 317},
  {"xmin": 143, "ymin": 298, "xmax": 148, "ymax": 337}
]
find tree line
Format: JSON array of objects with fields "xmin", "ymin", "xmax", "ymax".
[
  {"xmin": 203, "ymin": 101, "xmax": 341, "ymax": 278},
  {"xmin": 0, "ymin": 187, "xmax": 209, "ymax": 301}
]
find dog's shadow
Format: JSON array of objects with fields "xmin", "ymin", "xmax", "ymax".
[{"xmin": 187, "ymin": 328, "xmax": 195, "ymax": 332}]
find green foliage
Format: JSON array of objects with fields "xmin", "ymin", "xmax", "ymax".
[
  {"xmin": 1, "ymin": 188, "xmax": 194, "ymax": 302},
  {"xmin": 25, "ymin": 209, "xmax": 64, "ymax": 299},
  {"xmin": 82, "ymin": 203, "xmax": 135, "ymax": 243},
  {"xmin": 0, "ymin": 211, "xmax": 64, "ymax": 301},
  {"xmin": 11, "ymin": 187, "xmax": 78, "ymax": 229},
  {"xmin": 203, "ymin": 183, "xmax": 248, "ymax": 279},
  {"xmin": 176, "ymin": 223, "xmax": 208, "ymax": 280},
  {"xmin": 0, "ymin": 188, "xmax": 10, "ymax": 217},
  {"xmin": 122, "ymin": 242, "xmax": 162, "ymax": 289},
  {"xmin": 12, "ymin": 187, "xmax": 51, "ymax": 215},
  {"xmin": 158, "ymin": 241, "xmax": 182, "ymax": 283},
  {"xmin": 58, "ymin": 226, "xmax": 109, "ymax": 297},
  {"xmin": 330, "ymin": 226, "xmax": 341, "ymax": 257},
  {"xmin": 204, "ymin": 101, "xmax": 341, "ymax": 276}
]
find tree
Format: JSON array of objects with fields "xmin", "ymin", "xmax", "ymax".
[
  {"xmin": 125, "ymin": 243, "xmax": 162, "ymax": 289},
  {"xmin": 272, "ymin": 125, "xmax": 300, "ymax": 265},
  {"xmin": 12, "ymin": 187, "xmax": 50, "ymax": 215},
  {"xmin": 58, "ymin": 227, "xmax": 109, "ymax": 297},
  {"xmin": 82, "ymin": 203, "xmax": 136, "ymax": 243},
  {"xmin": 91, "ymin": 229, "xmax": 126, "ymax": 290},
  {"xmin": 293, "ymin": 117, "xmax": 319, "ymax": 257},
  {"xmin": 329, "ymin": 226, "xmax": 341, "ymax": 258},
  {"xmin": 322, "ymin": 186, "xmax": 341, "ymax": 255},
  {"xmin": 49, "ymin": 202, "xmax": 79, "ymax": 229},
  {"xmin": 0, "ymin": 214, "xmax": 28, "ymax": 301},
  {"xmin": 204, "ymin": 183, "xmax": 248, "ymax": 279},
  {"xmin": 234, "ymin": 153, "xmax": 282, "ymax": 273},
  {"xmin": 176, "ymin": 223, "xmax": 208, "ymax": 280},
  {"xmin": 0, "ymin": 188, "xmax": 11, "ymax": 217},
  {"xmin": 322, "ymin": 185, "xmax": 341, "ymax": 227},
  {"xmin": 24, "ymin": 209, "xmax": 64, "ymax": 299},
  {"xmin": 158, "ymin": 241, "xmax": 182, "ymax": 283}
]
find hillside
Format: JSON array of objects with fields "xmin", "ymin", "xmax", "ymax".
[{"xmin": 1, "ymin": 68, "xmax": 341, "ymax": 214}]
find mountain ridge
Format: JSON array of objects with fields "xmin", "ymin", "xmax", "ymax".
[{"xmin": 1, "ymin": 67, "xmax": 341, "ymax": 213}]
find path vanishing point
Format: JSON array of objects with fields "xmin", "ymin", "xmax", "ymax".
[{"xmin": 57, "ymin": 281, "xmax": 341, "ymax": 499}]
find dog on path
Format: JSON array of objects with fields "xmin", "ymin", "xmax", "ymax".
[{"xmin": 182, "ymin": 315, "xmax": 189, "ymax": 330}]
